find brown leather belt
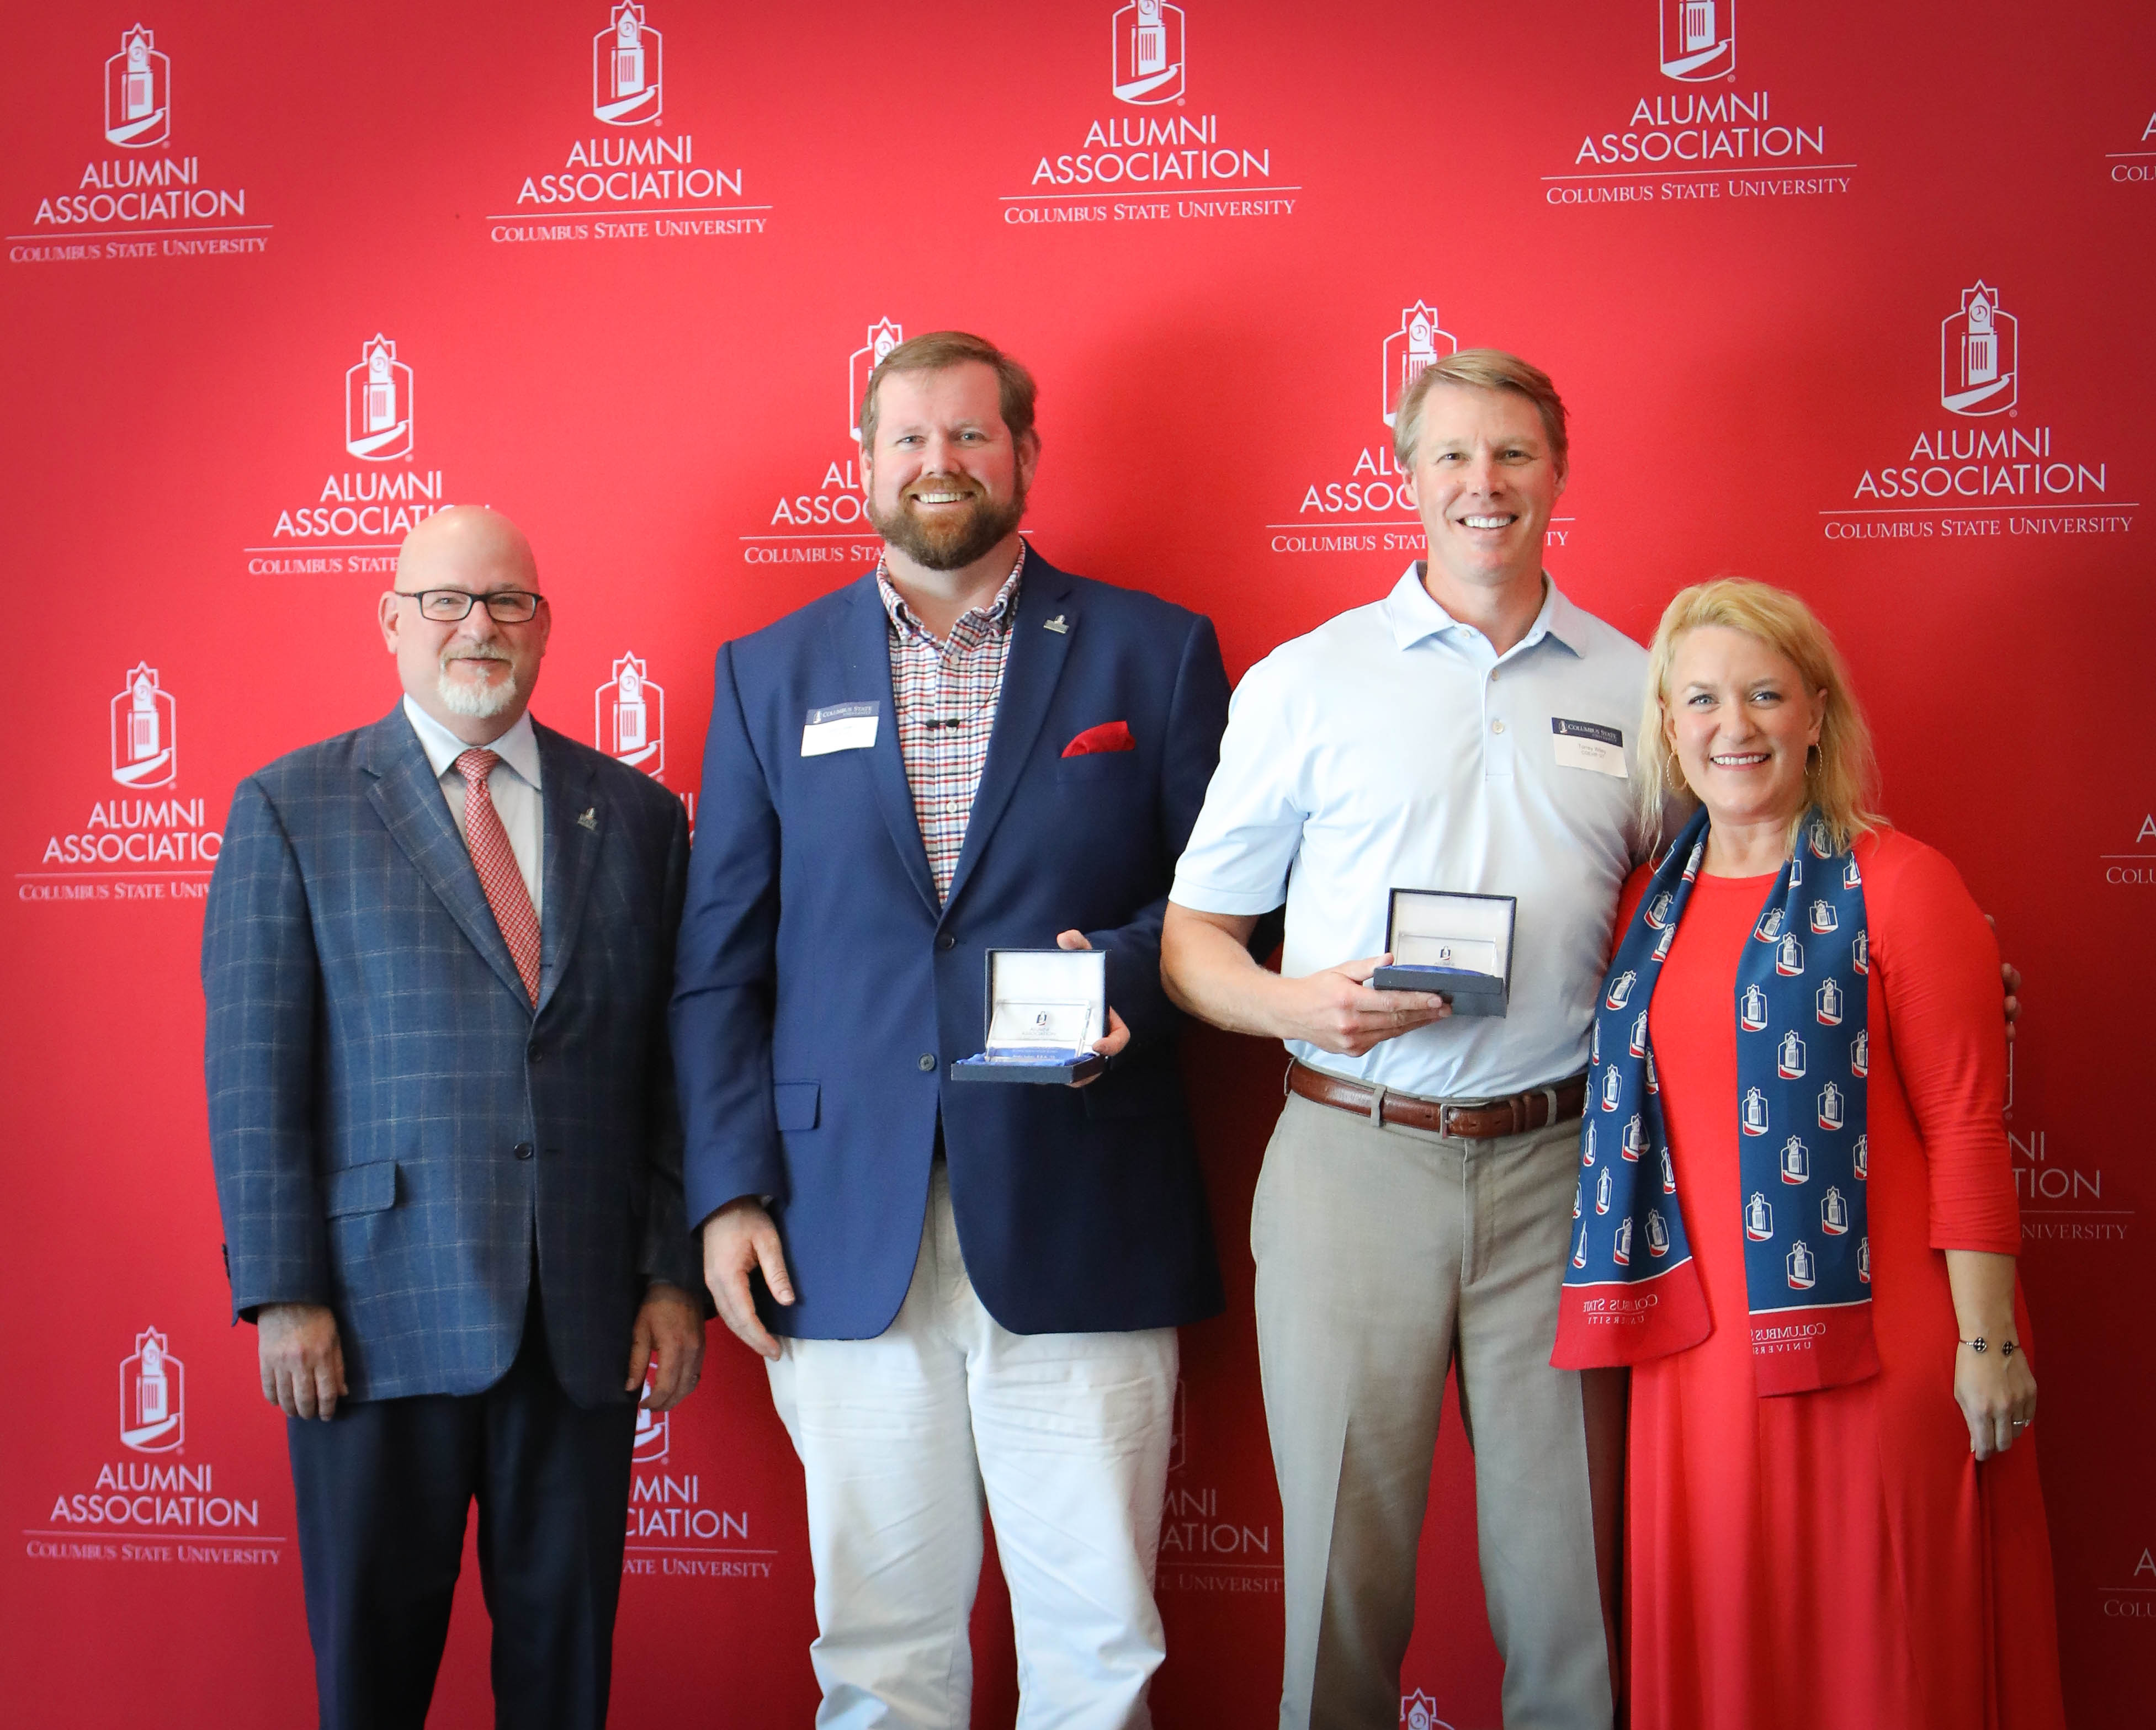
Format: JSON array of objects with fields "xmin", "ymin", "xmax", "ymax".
[{"xmin": 1287, "ymin": 1060, "xmax": 1588, "ymax": 1141}]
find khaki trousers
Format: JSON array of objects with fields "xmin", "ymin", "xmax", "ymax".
[{"xmin": 1252, "ymin": 1092, "xmax": 1621, "ymax": 1730}]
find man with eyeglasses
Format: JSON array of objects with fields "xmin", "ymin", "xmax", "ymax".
[{"xmin": 203, "ymin": 504, "xmax": 705, "ymax": 1730}]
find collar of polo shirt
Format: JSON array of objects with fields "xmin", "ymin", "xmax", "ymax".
[{"xmin": 1385, "ymin": 566, "xmax": 1586, "ymax": 661}]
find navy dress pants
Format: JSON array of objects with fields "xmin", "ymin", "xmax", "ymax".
[{"xmin": 287, "ymin": 1286, "xmax": 638, "ymax": 1730}]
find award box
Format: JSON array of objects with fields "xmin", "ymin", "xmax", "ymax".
[
  {"xmin": 1371, "ymin": 889, "xmax": 1516, "ymax": 1017},
  {"xmin": 948, "ymin": 947, "xmax": 1107, "ymax": 1084}
]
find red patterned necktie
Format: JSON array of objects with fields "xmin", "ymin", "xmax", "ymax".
[{"xmin": 454, "ymin": 748, "xmax": 541, "ymax": 1004}]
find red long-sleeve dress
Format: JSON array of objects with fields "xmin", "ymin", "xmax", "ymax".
[{"xmin": 1620, "ymin": 829, "xmax": 2066, "ymax": 1730}]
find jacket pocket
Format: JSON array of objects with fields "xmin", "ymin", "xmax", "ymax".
[
  {"xmin": 325, "ymin": 1160, "xmax": 398, "ymax": 1217},
  {"xmin": 773, "ymin": 1082, "xmax": 821, "ymax": 1132}
]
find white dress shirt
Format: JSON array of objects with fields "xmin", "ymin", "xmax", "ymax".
[
  {"xmin": 402, "ymin": 695, "xmax": 545, "ymax": 919},
  {"xmin": 1171, "ymin": 566, "xmax": 1649, "ymax": 1101}
]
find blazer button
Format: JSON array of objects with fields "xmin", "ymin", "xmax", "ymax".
[
  {"xmin": 937, "ymin": 934, "xmax": 956, "ymax": 951},
  {"xmin": 528, "ymin": 1047, "xmax": 544, "ymax": 1064},
  {"xmin": 513, "ymin": 1141, "xmax": 535, "ymax": 1161},
  {"xmin": 917, "ymin": 1053, "xmax": 936, "ymax": 1072}
]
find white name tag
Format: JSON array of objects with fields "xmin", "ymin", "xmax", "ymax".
[
  {"xmin": 1551, "ymin": 718, "xmax": 1627, "ymax": 779},
  {"xmin": 801, "ymin": 701, "xmax": 879, "ymax": 757}
]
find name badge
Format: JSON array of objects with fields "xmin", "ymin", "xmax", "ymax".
[
  {"xmin": 801, "ymin": 701, "xmax": 879, "ymax": 757},
  {"xmin": 1551, "ymin": 717, "xmax": 1626, "ymax": 778}
]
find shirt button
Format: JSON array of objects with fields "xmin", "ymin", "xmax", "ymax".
[
  {"xmin": 1491, "ymin": 719, "xmax": 1506, "ymax": 735},
  {"xmin": 513, "ymin": 1141, "xmax": 535, "ymax": 1161},
  {"xmin": 917, "ymin": 1053, "xmax": 937, "ymax": 1072}
]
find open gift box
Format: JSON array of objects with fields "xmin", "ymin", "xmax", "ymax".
[
  {"xmin": 948, "ymin": 947, "xmax": 1107, "ymax": 1084},
  {"xmin": 1370, "ymin": 889, "xmax": 1516, "ymax": 1018}
]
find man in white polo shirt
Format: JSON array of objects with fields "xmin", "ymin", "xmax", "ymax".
[{"xmin": 1161, "ymin": 350, "xmax": 1633, "ymax": 1730}]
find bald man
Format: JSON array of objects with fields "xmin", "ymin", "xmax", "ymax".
[{"xmin": 203, "ymin": 507, "xmax": 705, "ymax": 1730}]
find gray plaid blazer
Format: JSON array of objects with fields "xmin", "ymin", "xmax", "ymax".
[{"xmin": 203, "ymin": 706, "xmax": 698, "ymax": 1407}]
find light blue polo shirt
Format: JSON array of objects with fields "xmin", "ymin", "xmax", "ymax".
[{"xmin": 1171, "ymin": 566, "xmax": 1650, "ymax": 1101}]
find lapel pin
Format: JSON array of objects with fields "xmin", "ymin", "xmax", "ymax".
[
  {"xmin": 577, "ymin": 807, "xmax": 597, "ymax": 831},
  {"xmin": 1044, "ymin": 614, "xmax": 1069, "ymax": 634}
]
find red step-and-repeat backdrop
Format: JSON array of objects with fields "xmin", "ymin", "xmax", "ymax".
[{"xmin": 3, "ymin": 4, "xmax": 2150, "ymax": 1724}]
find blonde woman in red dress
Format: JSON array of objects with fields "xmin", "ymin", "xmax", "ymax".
[{"xmin": 1555, "ymin": 579, "xmax": 2066, "ymax": 1729}]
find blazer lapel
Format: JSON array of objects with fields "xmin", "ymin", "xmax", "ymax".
[
  {"xmin": 534, "ymin": 725, "xmax": 600, "ymax": 1018},
  {"xmin": 942, "ymin": 558, "xmax": 1077, "ymax": 914},
  {"xmin": 360, "ymin": 710, "xmax": 532, "ymax": 1009},
  {"xmin": 826, "ymin": 573, "xmax": 939, "ymax": 916}
]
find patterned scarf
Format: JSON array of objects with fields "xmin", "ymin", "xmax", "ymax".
[{"xmin": 1554, "ymin": 807, "xmax": 1881, "ymax": 1395}]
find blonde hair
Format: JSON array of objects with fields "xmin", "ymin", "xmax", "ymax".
[
  {"xmin": 1638, "ymin": 578, "xmax": 1883, "ymax": 856},
  {"xmin": 1393, "ymin": 348, "xmax": 1569, "ymax": 473}
]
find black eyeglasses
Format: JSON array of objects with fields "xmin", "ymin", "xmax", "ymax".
[{"xmin": 395, "ymin": 589, "xmax": 545, "ymax": 623}]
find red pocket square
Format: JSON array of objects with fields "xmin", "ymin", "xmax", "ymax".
[{"xmin": 1063, "ymin": 721, "xmax": 1135, "ymax": 757}]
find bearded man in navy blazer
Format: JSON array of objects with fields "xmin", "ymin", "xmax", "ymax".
[
  {"xmin": 675, "ymin": 332, "xmax": 1226, "ymax": 1727},
  {"xmin": 203, "ymin": 507, "xmax": 705, "ymax": 1730}
]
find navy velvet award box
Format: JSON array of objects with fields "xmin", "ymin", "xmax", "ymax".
[
  {"xmin": 1370, "ymin": 888, "xmax": 1516, "ymax": 1017},
  {"xmin": 948, "ymin": 947, "xmax": 1108, "ymax": 1084}
]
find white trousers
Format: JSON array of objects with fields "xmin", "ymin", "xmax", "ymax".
[{"xmin": 767, "ymin": 1161, "xmax": 1178, "ymax": 1730}]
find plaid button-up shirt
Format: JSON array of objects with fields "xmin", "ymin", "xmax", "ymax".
[{"xmin": 878, "ymin": 546, "xmax": 1026, "ymax": 903}]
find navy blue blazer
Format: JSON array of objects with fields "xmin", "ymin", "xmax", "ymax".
[
  {"xmin": 672, "ymin": 554, "xmax": 1228, "ymax": 1338},
  {"xmin": 203, "ymin": 708, "xmax": 699, "ymax": 1407}
]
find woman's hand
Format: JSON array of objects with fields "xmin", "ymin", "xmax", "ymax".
[
  {"xmin": 1953, "ymin": 1338, "xmax": 2036, "ymax": 1460},
  {"xmin": 1945, "ymin": 1249, "xmax": 2033, "ymax": 1460}
]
